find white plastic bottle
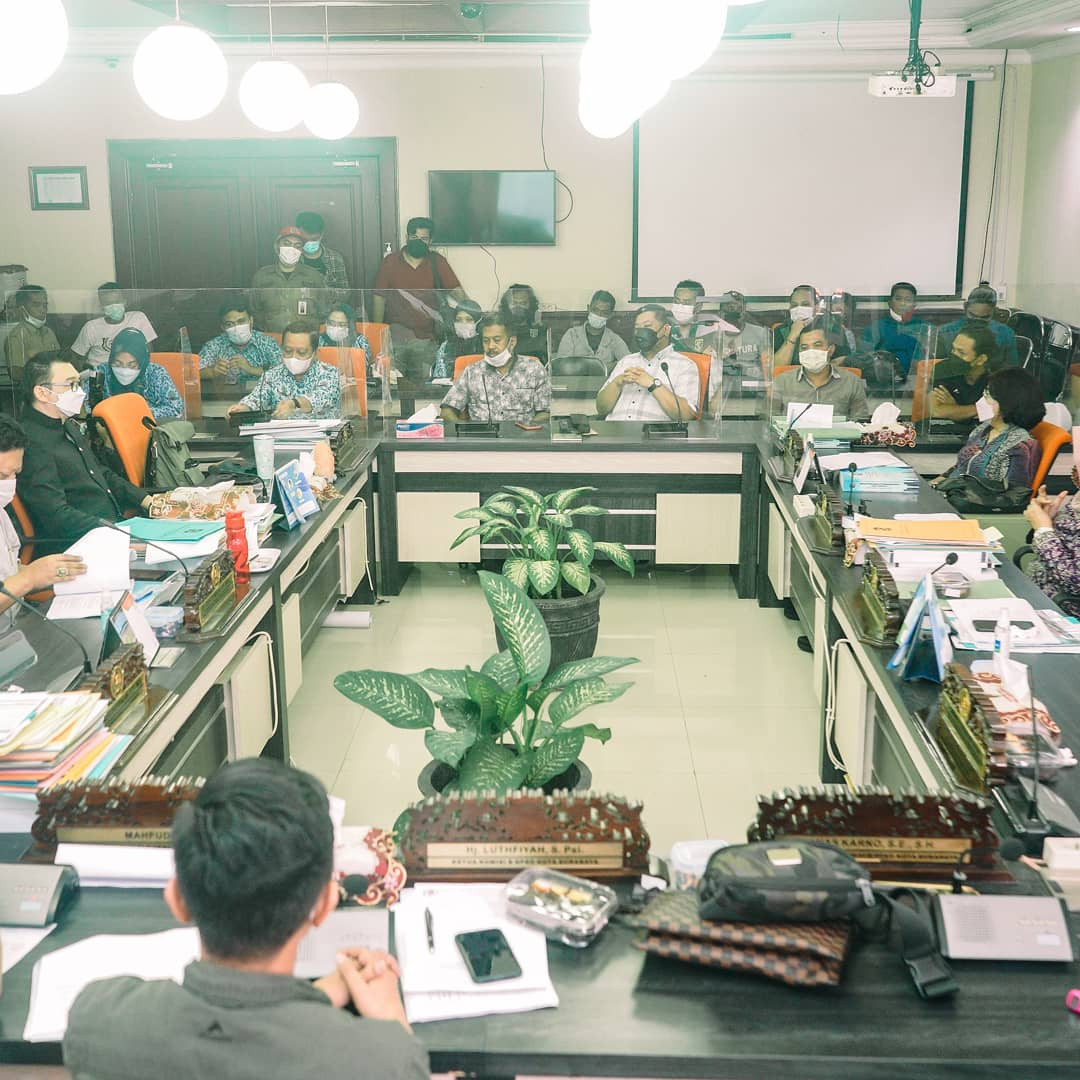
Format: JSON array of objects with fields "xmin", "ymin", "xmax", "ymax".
[{"xmin": 993, "ymin": 607, "xmax": 1011, "ymax": 671}]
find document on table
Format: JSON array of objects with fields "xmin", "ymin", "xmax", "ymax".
[
  {"xmin": 816, "ymin": 451, "xmax": 907, "ymax": 471},
  {"xmin": 394, "ymin": 883, "xmax": 558, "ymax": 1024},
  {"xmin": 1, "ymin": 924, "xmax": 55, "ymax": 973},
  {"xmin": 52, "ymin": 528, "xmax": 131, "ymax": 596},
  {"xmin": 54, "ymin": 843, "xmax": 175, "ymax": 888},
  {"xmin": 46, "ymin": 590, "xmax": 125, "ymax": 621},
  {"xmin": 294, "ymin": 908, "xmax": 390, "ymax": 979},
  {"xmin": 141, "ymin": 531, "xmax": 224, "ymax": 567},
  {"xmin": 946, "ymin": 597, "xmax": 1060, "ymax": 650},
  {"xmin": 23, "ymin": 927, "xmax": 199, "ymax": 1041}
]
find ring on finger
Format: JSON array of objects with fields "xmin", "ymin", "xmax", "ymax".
[{"xmin": 56, "ymin": 567, "xmax": 68, "ymax": 578}]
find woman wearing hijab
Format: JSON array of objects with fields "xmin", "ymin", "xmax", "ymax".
[
  {"xmin": 319, "ymin": 301, "xmax": 374, "ymax": 371},
  {"xmin": 430, "ymin": 299, "xmax": 483, "ymax": 381},
  {"xmin": 100, "ymin": 328, "xmax": 184, "ymax": 420}
]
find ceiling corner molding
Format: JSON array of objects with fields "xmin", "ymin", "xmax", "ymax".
[{"xmin": 963, "ymin": 0, "xmax": 1080, "ymax": 47}]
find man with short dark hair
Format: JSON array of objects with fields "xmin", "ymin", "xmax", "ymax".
[
  {"xmin": 4, "ymin": 285, "xmax": 60, "ymax": 384},
  {"xmin": 931, "ymin": 322, "xmax": 1005, "ymax": 429},
  {"xmin": 859, "ymin": 281, "xmax": 930, "ymax": 379},
  {"xmin": 250, "ymin": 226, "xmax": 327, "ymax": 335},
  {"xmin": 772, "ymin": 284, "xmax": 819, "ymax": 370},
  {"xmin": 227, "ymin": 321, "xmax": 341, "ymax": 420},
  {"xmin": 670, "ymin": 279, "xmax": 723, "ymax": 356},
  {"xmin": 70, "ymin": 282, "xmax": 157, "ymax": 369},
  {"xmin": 440, "ymin": 314, "xmax": 550, "ymax": 423},
  {"xmin": 596, "ymin": 305, "xmax": 700, "ymax": 421},
  {"xmin": 296, "ymin": 210, "xmax": 350, "ymax": 293},
  {"xmin": 555, "ymin": 289, "xmax": 629, "ymax": 370},
  {"xmin": 936, "ymin": 283, "xmax": 1019, "ymax": 367},
  {"xmin": 198, "ymin": 299, "xmax": 282, "ymax": 384},
  {"xmin": 63, "ymin": 759, "xmax": 428, "ymax": 1080},
  {"xmin": 770, "ymin": 317, "xmax": 870, "ymax": 420}
]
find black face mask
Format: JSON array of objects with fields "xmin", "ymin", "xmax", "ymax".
[
  {"xmin": 721, "ymin": 308, "xmax": 744, "ymax": 330},
  {"xmin": 633, "ymin": 327, "xmax": 659, "ymax": 353},
  {"xmin": 405, "ymin": 238, "xmax": 429, "ymax": 259},
  {"xmin": 965, "ymin": 312, "xmax": 991, "ymax": 326}
]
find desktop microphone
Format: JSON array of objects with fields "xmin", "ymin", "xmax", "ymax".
[
  {"xmin": 950, "ymin": 838, "xmax": 1023, "ymax": 894},
  {"xmin": 787, "ymin": 400, "xmax": 816, "ymax": 431},
  {"xmin": 0, "ymin": 584, "xmax": 93, "ymax": 677},
  {"xmin": 846, "ymin": 461, "xmax": 858, "ymax": 515},
  {"xmin": 930, "ymin": 552, "xmax": 960, "ymax": 575},
  {"xmin": 659, "ymin": 361, "xmax": 684, "ymax": 420},
  {"xmin": 479, "ymin": 367, "xmax": 495, "ymax": 424}
]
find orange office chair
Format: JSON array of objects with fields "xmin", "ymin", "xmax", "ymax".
[
  {"xmin": 911, "ymin": 358, "xmax": 943, "ymax": 423},
  {"xmin": 91, "ymin": 394, "xmax": 154, "ymax": 487},
  {"xmin": 316, "ymin": 346, "xmax": 367, "ymax": 417},
  {"xmin": 150, "ymin": 352, "xmax": 202, "ymax": 419},
  {"xmin": 11, "ymin": 495, "xmax": 35, "ymax": 565},
  {"xmin": 683, "ymin": 352, "xmax": 713, "ymax": 416},
  {"xmin": 357, "ymin": 321, "xmax": 390, "ymax": 350},
  {"xmin": 453, "ymin": 354, "xmax": 484, "ymax": 381},
  {"xmin": 1029, "ymin": 421, "xmax": 1072, "ymax": 492},
  {"xmin": 266, "ymin": 331, "xmax": 283, "ymax": 345}
]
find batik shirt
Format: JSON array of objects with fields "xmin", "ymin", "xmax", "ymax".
[
  {"xmin": 199, "ymin": 331, "xmax": 282, "ymax": 385},
  {"xmin": 237, "ymin": 361, "xmax": 342, "ymax": 419},
  {"xmin": 441, "ymin": 355, "xmax": 550, "ymax": 421},
  {"xmin": 942, "ymin": 421, "xmax": 1041, "ymax": 488},
  {"xmin": 1030, "ymin": 497, "xmax": 1080, "ymax": 617}
]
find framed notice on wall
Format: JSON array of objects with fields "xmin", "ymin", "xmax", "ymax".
[{"xmin": 28, "ymin": 166, "xmax": 89, "ymax": 211}]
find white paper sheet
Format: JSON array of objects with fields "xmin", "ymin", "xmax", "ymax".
[
  {"xmin": 46, "ymin": 590, "xmax": 125, "ymax": 621},
  {"xmin": 54, "ymin": 844, "xmax": 174, "ymax": 889},
  {"xmin": 1, "ymin": 924, "xmax": 56, "ymax": 974},
  {"xmin": 52, "ymin": 528, "xmax": 131, "ymax": 597},
  {"xmin": 294, "ymin": 908, "xmax": 391, "ymax": 979},
  {"xmin": 817, "ymin": 451, "xmax": 906, "ymax": 471},
  {"xmin": 947, "ymin": 598, "xmax": 1059, "ymax": 649},
  {"xmin": 142, "ymin": 532, "xmax": 224, "ymax": 567},
  {"xmin": 786, "ymin": 402, "xmax": 833, "ymax": 429}
]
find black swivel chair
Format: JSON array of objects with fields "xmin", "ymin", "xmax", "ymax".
[
  {"xmin": 1015, "ymin": 334, "xmax": 1033, "ymax": 367},
  {"xmin": 550, "ymin": 355, "xmax": 608, "ymax": 378}
]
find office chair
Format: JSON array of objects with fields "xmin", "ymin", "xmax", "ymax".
[
  {"xmin": 9, "ymin": 496, "xmax": 52, "ymax": 602},
  {"xmin": 453, "ymin": 354, "xmax": 484, "ymax": 380},
  {"xmin": 1015, "ymin": 335, "xmax": 1033, "ymax": 368},
  {"xmin": 683, "ymin": 352, "xmax": 713, "ymax": 416},
  {"xmin": 1029, "ymin": 421, "xmax": 1072, "ymax": 492},
  {"xmin": 91, "ymin": 394, "xmax": 154, "ymax": 487},
  {"xmin": 150, "ymin": 352, "xmax": 201, "ymax": 419},
  {"xmin": 550, "ymin": 355, "xmax": 607, "ymax": 378},
  {"xmin": 316, "ymin": 346, "xmax": 367, "ymax": 417}
]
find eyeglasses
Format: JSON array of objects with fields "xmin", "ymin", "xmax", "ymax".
[{"xmin": 46, "ymin": 380, "xmax": 81, "ymax": 391}]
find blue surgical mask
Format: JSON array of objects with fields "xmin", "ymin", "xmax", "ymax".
[{"xmin": 303, "ymin": 240, "xmax": 321, "ymax": 256}]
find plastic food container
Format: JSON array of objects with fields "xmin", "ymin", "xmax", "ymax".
[
  {"xmin": 669, "ymin": 839, "xmax": 729, "ymax": 891},
  {"xmin": 504, "ymin": 868, "xmax": 618, "ymax": 948},
  {"xmin": 144, "ymin": 606, "xmax": 183, "ymax": 639}
]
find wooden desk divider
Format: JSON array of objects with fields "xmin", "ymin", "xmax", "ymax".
[
  {"xmin": 933, "ymin": 663, "xmax": 1010, "ymax": 793},
  {"xmin": 396, "ymin": 790, "xmax": 651, "ymax": 881},
  {"xmin": 749, "ymin": 785, "xmax": 1004, "ymax": 881},
  {"xmin": 177, "ymin": 549, "xmax": 237, "ymax": 641},
  {"xmin": 852, "ymin": 549, "xmax": 904, "ymax": 646}
]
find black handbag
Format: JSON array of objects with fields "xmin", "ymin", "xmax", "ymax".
[{"xmin": 936, "ymin": 473, "xmax": 1031, "ymax": 514}]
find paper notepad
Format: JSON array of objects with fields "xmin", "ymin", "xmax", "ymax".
[{"xmin": 51, "ymin": 528, "xmax": 131, "ymax": 597}]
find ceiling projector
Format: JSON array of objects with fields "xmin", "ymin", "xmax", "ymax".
[{"xmin": 869, "ymin": 72, "xmax": 958, "ymax": 98}]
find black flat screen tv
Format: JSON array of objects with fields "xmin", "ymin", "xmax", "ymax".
[{"xmin": 428, "ymin": 170, "xmax": 556, "ymax": 245}]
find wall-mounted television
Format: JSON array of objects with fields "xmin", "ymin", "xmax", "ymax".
[{"xmin": 428, "ymin": 170, "xmax": 556, "ymax": 246}]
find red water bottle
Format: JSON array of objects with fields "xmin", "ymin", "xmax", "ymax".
[{"xmin": 225, "ymin": 510, "xmax": 250, "ymax": 584}]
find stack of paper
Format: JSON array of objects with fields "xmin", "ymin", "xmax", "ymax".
[
  {"xmin": 239, "ymin": 419, "xmax": 344, "ymax": 453},
  {"xmin": 394, "ymin": 883, "xmax": 558, "ymax": 1024},
  {"xmin": 118, "ymin": 518, "xmax": 225, "ymax": 568},
  {"xmin": 46, "ymin": 528, "xmax": 132, "ymax": 620},
  {"xmin": 945, "ymin": 597, "xmax": 1080, "ymax": 653},
  {"xmin": 855, "ymin": 515, "xmax": 1003, "ymax": 578},
  {"xmin": 818, "ymin": 452, "xmax": 921, "ymax": 495}
]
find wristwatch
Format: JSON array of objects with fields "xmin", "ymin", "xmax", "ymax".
[
  {"xmin": 292, "ymin": 397, "xmax": 301, "ymax": 409},
  {"xmin": 648, "ymin": 378, "xmax": 662, "ymax": 394}
]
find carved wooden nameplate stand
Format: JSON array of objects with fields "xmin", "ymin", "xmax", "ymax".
[
  {"xmin": 933, "ymin": 663, "xmax": 1009, "ymax": 793},
  {"xmin": 176, "ymin": 550, "xmax": 237, "ymax": 642},
  {"xmin": 809, "ymin": 485, "xmax": 846, "ymax": 555},
  {"xmin": 851, "ymin": 549, "xmax": 905, "ymax": 646},
  {"xmin": 748, "ymin": 785, "xmax": 1008, "ymax": 882},
  {"xmin": 782, "ymin": 428, "xmax": 805, "ymax": 477},
  {"xmin": 76, "ymin": 643, "xmax": 149, "ymax": 735},
  {"xmin": 32, "ymin": 775, "xmax": 204, "ymax": 856},
  {"xmin": 329, "ymin": 419, "xmax": 360, "ymax": 469},
  {"xmin": 396, "ymin": 790, "xmax": 651, "ymax": 881}
]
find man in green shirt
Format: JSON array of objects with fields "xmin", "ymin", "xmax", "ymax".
[
  {"xmin": 250, "ymin": 226, "xmax": 327, "ymax": 335},
  {"xmin": 4, "ymin": 284, "xmax": 60, "ymax": 385},
  {"xmin": 63, "ymin": 759, "xmax": 428, "ymax": 1080}
]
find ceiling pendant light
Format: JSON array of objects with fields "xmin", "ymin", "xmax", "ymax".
[
  {"xmin": 304, "ymin": 6, "xmax": 359, "ymax": 140},
  {"xmin": 133, "ymin": 1, "xmax": 227, "ymax": 121},
  {"xmin": 0, "ymin": 0, "xmax": 69, "ymax": 95},
  {"xmin": 239, "ymin": 0, "xmax": 309, "ymax": 132}
]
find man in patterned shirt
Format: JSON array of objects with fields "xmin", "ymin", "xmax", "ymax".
[
  {"xmin": 296, "ymin": 211, "xmax": 350, "ymax": 295},
  {"xmin": 440, "ymin": 314, "xmax": 550, "ymax": 423},
  {"xmin": 199, "ymin": 300, "xmax": 282, "ymax": 386},
  {"xmin": 227, "ymin": 322, "xmax": 341, "ymax": 420}
]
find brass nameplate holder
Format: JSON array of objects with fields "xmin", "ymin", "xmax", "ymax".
[
  {"xmin": 933, "ymin": 663, "xmax": 1009, "ymax": 793},
  {"xmin": 177, "ymin": 550, "xmax": 237, "ymax": 641},
  {"xmin": 397, "ymin": 790, "xmax": 650, "ymax": 881},
  {"xmin": 852, "ymin": 549, "xmax": 904, "ymax": 646},
  {"xmin": 33, "ymin": 776, "xmax": 204, "ymax": 854},
  {"xmin": 809, "ymin": 485, "xmax": 846, "ymax": 554},
  {"xmin": 749, "ymin": 785, "xmax": 1005, "ymax": 881},
  {"xmin": 76, "ymin": 643, "xmax": 149, "ymax": 734},
  {"xmin": 783, "ymin": 428, "xmax": 805, "ymax": 476}
]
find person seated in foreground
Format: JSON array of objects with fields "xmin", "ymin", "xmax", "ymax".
[
  {"xmin": 319, "ymin": 301, "xmax": 374, "ymax": 371},
  {"xmin": 18, "ymin": 355, "xmax": 153, "ymax": 552},
  {"xmin": 930, "ymin": 323, "xmax": 1008, "ymax": 431},
  {"xmin": 227, "ymin": 322, "xmax": 342, "ymax": 421},
  {"xmin": 0, "ymin": 415, "xmax": 86, "ymax": 615},
  {"xmin": 860, "ymin": 281, "xmax": 930, "ymax": 379},
  {"xmin": 95, "ymin": 328, "xmax": 184, "ymax": 420},
  {"xmin": 595, "ymin": 305, "xmax": 699, "ymax": 422},
  {"xmin": 770, "ymin": 318, "xmax": 870, "ymax": 421},
  {"xmin": 1024, "ymin": 466, "xmax": 1080, "ymax": 617},
  {"xmin": 199, "ymin": 300, "xmax": 282, "ymax": 385},
  {"xmin": 554, "ymin": 290, "xmax": 629, "ymax": 371},
  {"xmin": 70, "ymin": 282, "xmax": 158, "ymax": 370},
  {"xmin": 62, "ymin": 759, "xmax": 429, "ymax": 1080},
  {"xmin": 936, "ymin": 282, "xmax": 1019, "ymax": 367},
  {"xmin": 930, "ymin": 367, "xmax": 1044, "ymax": 492},
  {"xmin": 440, "ymin": 314, "xmax": 551, "ymax": 423}
]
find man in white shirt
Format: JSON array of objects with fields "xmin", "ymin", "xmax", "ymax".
[
  {"xmin": 596, "ymin": 305, "xmax": 700, "ymax": 422},
  {"xmin": 71, "ymin": 282, "xmax": 157, "ymax": 369}
]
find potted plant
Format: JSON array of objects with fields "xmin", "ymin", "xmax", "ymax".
[
  {"xmin": 334, "ymin": 571, "xmax": 637, "ymax": 794},
  {"xmin": 449, "ymin": 485, "xmax": 635, "ymax": 669}
]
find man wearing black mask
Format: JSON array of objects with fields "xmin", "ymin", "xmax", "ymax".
[
  {"xmin": 936, "ymin": 282, "xmax": 1019, "ymax": 367},
  {"xmin": 596, "ymin": 306, "xmax": 699, "ymax": 421}
]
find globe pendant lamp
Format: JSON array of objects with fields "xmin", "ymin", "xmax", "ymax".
[
  {"xmin": 239, "ymin": 0, "xmax": 309, "ymax": 132},
  {"xmin": 303, "ymin": 8, "xmax": 359, "ymax": 140},
  {"xmin": 0, "ymin": 0, "xmax": 69, "ymax": 95}
]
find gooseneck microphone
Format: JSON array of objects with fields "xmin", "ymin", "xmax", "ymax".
[
  {"xmin": 930, "ymin": 552, "xmax": 960, "ymax": 576},
  {"xmin": 846, "ymin": 461, "xmax": 858, "ymax": 515},
  {"xmin": 479, "ymin": 367, "xmax": 495, "ymax": 424},
  {"xmin": 787, "ymin": 400, "xmax": 816, "ymax": 431},
  {"xmin": 659, "ymin": 361, "xmax": 683, "ymax": 421},
  {"xmin": 91, "ymin": 517, "xmax": 194, "ymax": 585},
  {"xmin": 0, "ymin": 584, "xmax": 92, "ymax": 678}
]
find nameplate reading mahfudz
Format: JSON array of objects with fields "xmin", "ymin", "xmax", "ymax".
[
  {"xmin": 55, "ymin": 827, "xmax": 172, "ymax": 846},
  {"xmin": 425, "ymin": 841, "xmax": 624, "ymax": 871},
  {"xmin": 788, "ymin": 835, "xmax": 971, "ymax": 863}
]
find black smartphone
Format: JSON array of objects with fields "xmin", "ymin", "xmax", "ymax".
[
  {"xmin": 455, "ymin": 929, "xmax": 522, "ymax": 983},
  {"xmin": 972, "ymin": 619, "xmax": 1035, "ymax": 633}
]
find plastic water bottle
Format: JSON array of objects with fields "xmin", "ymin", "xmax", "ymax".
[{"xmin": 993, "ymin": 607, "xmax": 1011, "ymax": 669}]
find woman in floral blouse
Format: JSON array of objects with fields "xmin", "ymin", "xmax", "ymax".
[{"xmin": 1025, "ymin": 466, "xmax": 1080, "ymax": 616}]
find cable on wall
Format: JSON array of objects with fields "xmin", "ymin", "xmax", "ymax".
[
  {"xmin": 540, "ymin": 54, "xmax": 575, "ymax": 225},
  {"xmin": 478, "ymin": 244, "xmax": 501, "ymax": 310},
  {"xmin": 979, "ymin": 48, "xmax": 1009, "ymax": 283}
]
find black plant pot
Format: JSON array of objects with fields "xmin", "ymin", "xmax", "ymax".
[
  {"xmin": 495, "ymin": 573, "xmax": 607, "ymax": 673},
  {"xmin": 417, "ymin": 758, "xmax": 593, "ymax": 797}
]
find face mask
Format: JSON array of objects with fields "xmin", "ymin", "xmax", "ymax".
[
  {"xmin": 671, "ymin": 303, "xmax": 696, "ymax": 325},
  {"xmin": 226, "ymin": 323, "xmax": 252, "ymax": 346},
  {"xmin": 24, "ymin": 313, "xmax": 46, "ymax": 329},
  {"xmin": 103, "ymin": 303, "xmax": 126, "ymax": 322},
  {"xmin": 633, "ymin": 327, "xmax": 659, "ymax": 353},
  {"xmin": 965, "ymin": 312, "xmax": 991, "ymax": 325},
  {"xmin": 721, "ymin": 310, "xmax": 744, "ymax": 330},
  {"xmin": 508, "ymin": 304, "xmax": 529, "ymax": 318},
  {"xmin": 455, "ymin": 321, "xmax": 477, "ymax": 340},
  {"xmin": 0, "ymin": 477, "xmax": 16, "ymax": 510},
  {"xmin": 302, "ymin": 240, "xmax": 321, "ymax": 256},
  {"xmin": 405, "ymin": 238, "xmax": 429, "ymax": 259},
  {"xmin": 586, "ymin": 312, "xmax": 608, "ymax": 330},
  {"xmin": 111, "ymin": 366, "xmax": 140, "ymax": 386},
  {"xmin": 799, "ymin": 349, "xmax": 830, "ymax": 374},
  {"xmin": 326, "ymin": 324, "xmax": 351, "ymax": 343},
  {"xmin": 789, "ymin": 305, "xmax": 814, "ymax": 323},
  {"xmin": 278, "ymin": 246, "xmax": 302, "ymax": 267},
  {"xmin": 52, "ymin": 387, "xmax": 86, "ymax": 418},
  {"xmin": 975, "ymin": 394, "xmax": 996, "ymax": 423},
  {"xmin": 283, "ymin": 356, "xmax": 313, "ymax": 377},
  {"xmin": 485, "ymin": 348, "xmax": 512, "ymax": 368}
]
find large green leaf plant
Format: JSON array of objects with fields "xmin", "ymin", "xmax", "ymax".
[
  {"xmin": 449, "ymin": 485, "xmax": 634, "ymax": 599},
  {"xmin": 334, "ymin": 571, "xmax": 637, "ymax": 792}
]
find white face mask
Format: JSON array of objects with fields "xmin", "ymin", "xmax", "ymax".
[
  {"xmin": 799, "ymin": 349, "xmax": 830, "ymax": 375},
  {"xmin": 888, "ymin": 308, "xmax": 904, "ymax": 322},
  {"xmin": 586, "ymin": 312, "xmax": 608, "ymax": 330},
  {"xmin": 226, "ymin": 323, "xmax": 252, "ymax": 346},
  {"xmin": 103, "ymin": 303, "xmax": 126, "ymax": 322},
  {"xmin": 455, "ymin": 321, "xmax": 477, "ymax": 340},
  {"xmin": 52, "ymin": 387, "xmax": 87, "ymax": 418},
  {"xmin": 24, "ymin": 313, "xmax": 46, "ymax": 329},
  {"xmin": 485, "ymin": 348, "xmax": 512, "ymax": 368},
  {"xmin": 326, "ymin": 324, "xmax": 351, "ymax": 343},
  {"xmin": 112, "ymin": 366, "xmax": 140, "ymax": 386},
  {"xmin": 278, "ymin": 246, "xmax": 303, "ymax": 267},
  {"xmin": 975, "ymin": 394, "xmax": 996, "ymax": 423},
  {"xmin": 671, "ymin": 303, "xmax": 696, "ymax": 325},
  {"xmin": 790, "ymin": 305, "xmax": 814, "ymax": 323},
  {"xmin": 0, "ymin": 476, "xmax": 16, "ymax": 509},
  {"xmin": 283, "ymin": 355, "xmax": 313, "ymax": 377}
]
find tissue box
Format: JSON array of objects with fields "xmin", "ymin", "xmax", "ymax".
[{"xmin": 395, "ymin": 419, "xmax": 444, "ymax": 439}]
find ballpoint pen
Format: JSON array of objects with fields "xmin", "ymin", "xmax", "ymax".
[{"xmin": 425, "ymin": 907, "xmax": 435, "ymax": 952}]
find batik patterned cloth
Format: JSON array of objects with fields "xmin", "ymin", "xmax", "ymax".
[{"xmin": 1029, "ymin": 497, "xmax": 1080, "ymax": 616}]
